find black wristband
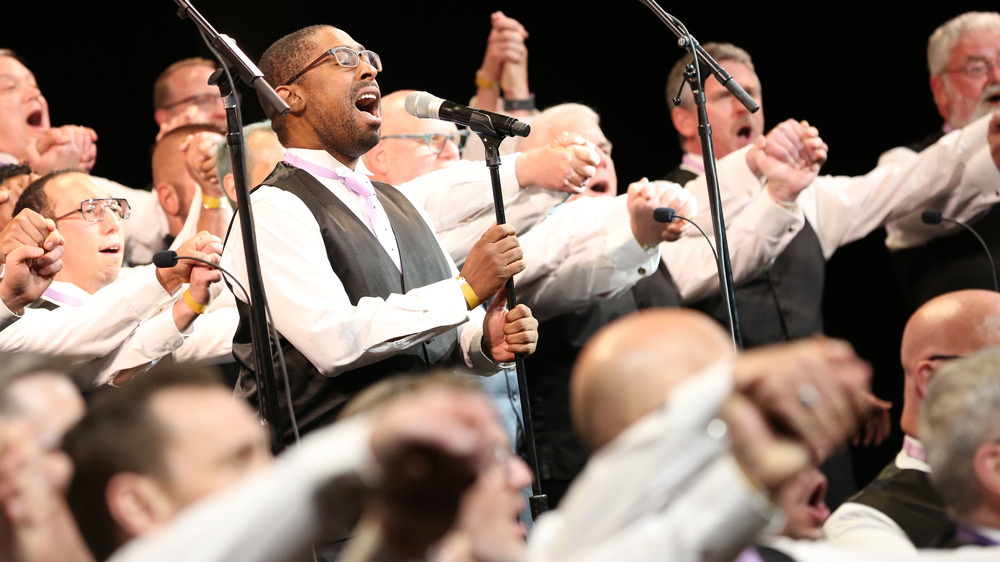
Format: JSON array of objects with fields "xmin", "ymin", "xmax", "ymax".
[{"xmin": 503, "ymin": 94, "xmax": 535, "ymax": 111}]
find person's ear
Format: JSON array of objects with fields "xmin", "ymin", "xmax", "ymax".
[
  {"xmin": 155, "ymin": 182, "xmax": 180, "ymax": 217},
  {"xmin": 105, "ymin": 472, "xmax": 175, "ymax": 539}
]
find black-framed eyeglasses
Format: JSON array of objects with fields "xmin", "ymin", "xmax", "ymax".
[
  {"xmin": 54, "ymin": 198, "xmax": 131, "ymax": 223},
  {"xmin": 381, "ymin": 129, "xmax": 470, "ymax": 155},
  {"xmin": 928, "ymin": 354, "xmax": 965, "ymax": 362},
  {"xmin": 939, "ymin": 57, "xmax": 1000, "ymax": 80},
  {"xmin": 283, "ymin": 47, "xmax": 383, "ymax": 86},
  {"xmin": 160, "ymin": 92, "xmax": 220, "ymax": 111}
]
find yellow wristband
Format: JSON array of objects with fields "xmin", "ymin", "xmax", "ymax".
[
  {"xmin": 182, "ymin": 289, "xmax": 208, "ymax": 315},
  {"xmin": 202, "ymin": 193, "xmax": 224, "ymax": 209},
  {"xmin": 475, "ymin": 72, "xmax": 497, "ymax": 90},
  {"xmin": 456, "ymin": 276, "xmax": 480, "ymax": 311}
]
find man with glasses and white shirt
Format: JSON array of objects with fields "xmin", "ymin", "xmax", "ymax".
[{"xmin": 5, "ymin": 169, "xmax": 223, "ymax": 387}]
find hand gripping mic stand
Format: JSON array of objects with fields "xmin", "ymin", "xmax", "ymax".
[
  {"xmin": 172, "ymin": 0, "xmax": 290, "ymax": 453},
  {"xmin": 465, "ymin": 113, "xmax": 548, "ymax": 519},
  {"xmin": 636, "ymin": 0, "xmax": 761, "ymax": 350}
]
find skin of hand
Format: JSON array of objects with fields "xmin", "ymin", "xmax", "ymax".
[
  {"xmin": 180, "ymin": 131, "xmax": 225, "ymax": 198},
  {"xmin": 645, "ymin": 180, "xmax": 698, "ymax": 242},
  {"xmin": 25, "ymin": 125, "xmax": 98, "ymax": 174},
  {"xmin": 0, "ymin": 210, "xmax": 59, "ymax": 266},
  {"xmin": 1, "ymin": 242, "xmax": 64, "ymax": 313},
  {"xmin": 155, "ymin": 105, "xmax": 216, "ymax": 143},
  {"xmin": 458, "ymin": 224, "xmax": 525, "ymax": 302},
  {"xmin": 626, "ymin": 178, "xmax": 681, "ymax": 247},
  {"xmin": 515, "ymin": 141, "xmax": 600, "ymax": 194},
  {"xmin": 154, "ymin": 231, "xmax": 223, "ymax": 294},
  {"xmin": 482, "ymin": 286, "xmax": 538, "ymax": 363},
  {"xmin": 368, "ymin": 387, "xmax": 499, "ymax": 557},
  {"xmin": 746, "ymin": 119, "xmax": 828, "ymax": 204},
  {"xmin": 478, "ymin": 11, "xmax": 529, "ymax": 86},
  {"xmin": 170, "ymin": 239, "xmax": 222, "ymax": 331},
  {"xmin": 731, "ymin": 336, "xmax": 873, "ymax": 463}
]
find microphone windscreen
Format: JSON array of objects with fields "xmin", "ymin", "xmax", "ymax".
[
  {"xmin": 653, "ymin": 207, "xmax": 676, "ymax": 223},
  {"xmin": 152, "ymin": 250, "xmax": 179, "ymax": 268},
  {"xmin": 404, "ymin": 91, "xmax": 440, "ymax": 119},
  {"xmin": 921, "ymin": 210, "xmax": 943, "ymax": 225}
]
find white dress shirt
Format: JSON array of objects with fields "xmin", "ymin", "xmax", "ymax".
[
  {"xmin": 822, "ymin": 436, "xmax": 931, "ymax": 554},
  {"xmin": 0, "ymin": 265, "xmax": 185, "ymax": 385},
  {"xmin": 686, "ymin": 114, "xmax": 1000, "ymax": 273},
  {"xmin": 880, "ymin": 115, "xmax": 1000, "ymax": 251},
  {"xmin": 526, "ymin": 361, "xmax": 780, "ymax": 562},
  {"xmin": 220, "ymin": 148, "xmax": 499, "ymax": 378}
]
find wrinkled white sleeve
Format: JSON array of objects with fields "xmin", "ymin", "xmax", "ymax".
[
  {"xmin": 679, "ymin": 149, "xmax": 805, "ymax": 301},
  {"xmin": 881, "ymin": 117, "xmax": 1000, "ymax": 250},
  {"xmin": 0, "ymin": 265, "xmax": 175, "ymax": 357},
  {"xmin": 0, "ymin": 296, "xmax": 18, "ymax": 331},
  {"xmin": 526, "ymin": 361, "xmax": 779, "ymax": 562},
  {"xmin": 108, "ymin": 415, "xmax": 378, "ymax": 562},
  {"xmin": 514, "ymin": 195, "xmax": 659, "ymax": 321},
  {"xmin": 222, "ymin": 185, "xmax": 498, "ymax": 378},
  {"xmin": 171, "ymin": 286, "xmax": 240, "ymax": 365},
  {"xmin": 798, "ymin": 114, "xmax": 1000, "ymax": 257},
  {"xmin": 401, "ymin": 155, "xmax": 568, "ymax": 265},
  {"xmin": 821, "ymin": 501, "xmax": 917, "ymax": 555},
  {"xmin": 763, "ymin": 536, "xmax": 1000, "ymax": 562}
]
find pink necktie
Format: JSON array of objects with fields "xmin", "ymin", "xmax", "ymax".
[{"xmin": 284, "ymin": 154, "xmax": 401, "ymax": 272}]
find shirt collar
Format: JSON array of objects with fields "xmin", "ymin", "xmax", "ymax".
[
  {"xmin": 896, "ymin": 435, "xmax": 931, "ymax": 472},
  {"xmin": 284, "ymin": 147, "xmax": 373, "ymax": 179}
]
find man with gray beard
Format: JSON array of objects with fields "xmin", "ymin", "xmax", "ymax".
[{"xmin": 883, "ymin": 12, "xmax": 1000, "ymax": 311}]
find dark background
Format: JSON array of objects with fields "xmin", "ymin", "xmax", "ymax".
[
  {"xmin": 5, "ymin": 2, "xmax": 994, "ymax": 187},
  {"xmin": 8, "ymin": 2, "xmax": 997, "ymax": 488}
]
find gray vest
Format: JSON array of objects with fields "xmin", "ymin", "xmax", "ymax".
[{"xmin": 231, "ymin": 162, "xmax": 461, "ymax": 443}]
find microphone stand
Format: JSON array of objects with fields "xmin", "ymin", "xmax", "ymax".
[
  {"xmin": 473, "ymin": 122, "xmax": 549, "ymax": 519},
  {"xmin": 636, "ymin": 0, "xmax": 756, "ymax": 350},
  {"xmin": 172, "ymin": 0, "xmax": 290, "ymax": 453}
]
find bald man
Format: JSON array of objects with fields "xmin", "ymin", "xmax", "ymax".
[
  {"xmin": 526, "ymin": 308, "xmax": 873, "ymax": 562},
  {"xmin": 824, "ymin": 289, "xmax": 1000, "ymax": 553}
]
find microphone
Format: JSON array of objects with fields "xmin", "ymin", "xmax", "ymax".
[
  {"xmin": 654, "ymin": 207, "xmax": 718, "ymax": 263},
  {"xmin": 653, "ymin": 207, "xmax": 676, "ymax": 223},
  {"xmin": 404, "ymin": 91, "xmax": 530, "ymax": 139},
  {"xmin": 920, "ymin": 210, "xmax": 998, "ymax": 292},
  {"xmin": 153, "ymin": 250, "xmax": 250, "ymax": 302}
]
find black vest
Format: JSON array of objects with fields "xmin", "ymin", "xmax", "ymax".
[
  {"xmin": 230, "ymin": 162, "xmax": 461, "ymax": 444},
  {"xmin": 664, "ymin": 165, "xmax": 827, "ymax": 347},
  {"xmin": 847, "ymin": 462, "xmax": 955, "ymax": 548}
]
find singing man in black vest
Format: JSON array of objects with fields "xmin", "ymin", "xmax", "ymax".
[
  {"xmin": 823, "ymin": 289, "xmax": 1000, "ymax": 553},
  {"xmin": 221, "ymin": 24, "xmax": 538, "ymax": 445},
  {"xmin": 664, "ymin": 41, "xmax": 1000, "ymax": 508}
]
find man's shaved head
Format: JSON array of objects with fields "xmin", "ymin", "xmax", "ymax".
[{"xmin": 570, "ymin": 308, "xmax": 734, "ymax": 451}]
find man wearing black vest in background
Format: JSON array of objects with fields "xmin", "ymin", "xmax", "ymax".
[
  {"xmin": 883, "ymin": 12, "xmax": 1000, "ymax": 312},
  {"xmin": 221, "ymin": 25, "xmax": 538, "ymax": 446},
  {"xmin": 664, "ymin": 40, "xmax": 1000, "ymax": 509},
  {"xmin": 824, "ymin": 289, "xmax": 1000, "ymax": 553}
]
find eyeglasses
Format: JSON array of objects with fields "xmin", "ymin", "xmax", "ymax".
[
  {"xmin": 160, "ymin": 92, "xmax": 220, "ymax": 111},
  {"xmin": 381, "ymin": 130, "xmax": 470, "ymax": 155},
  {"xmin": 928, "ymin": 354, "xmax": 965, "ymax": 362},
  {"xmin": 54, "ymin": 198, "xmax": 131, "ymax": 223},
  {"xmin": 940, "ymin": 57, "xmax": 1000, "ymax": 80},
  {"xmin": 283, "ymin": 47, "xmax": 383, "ymax": 86}
]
